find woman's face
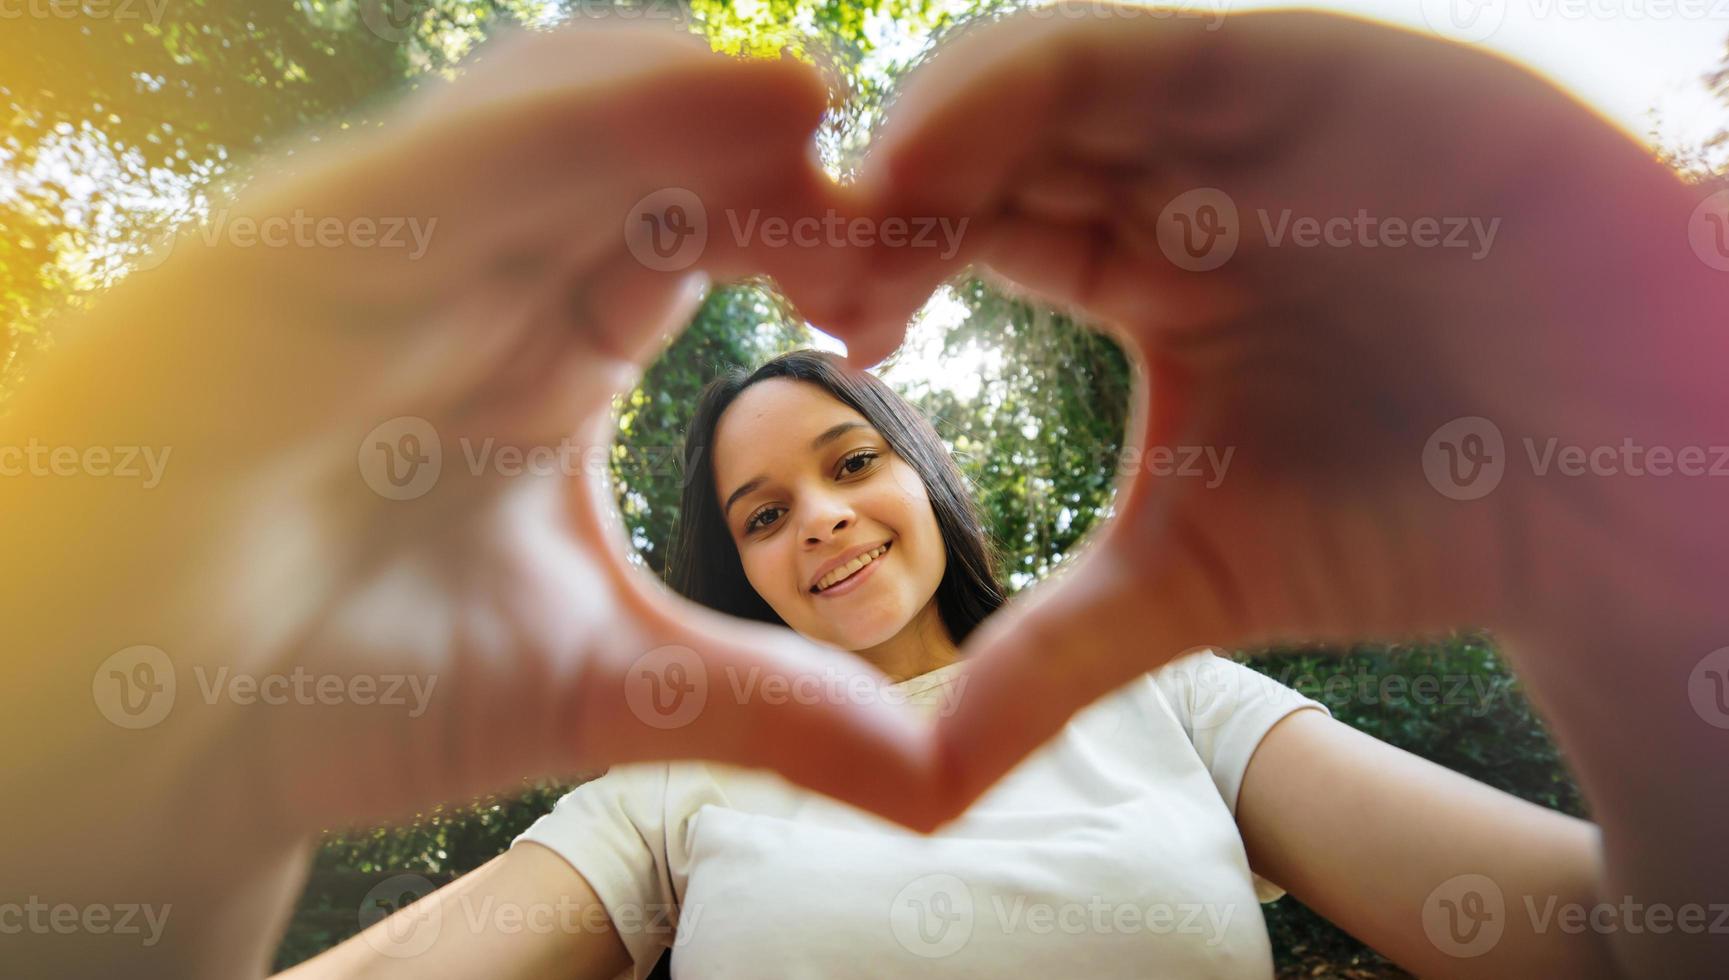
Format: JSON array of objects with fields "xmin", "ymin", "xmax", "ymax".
[{"xmin": 711, "ymin": 378, "xmax": 947, "ymax": 652}]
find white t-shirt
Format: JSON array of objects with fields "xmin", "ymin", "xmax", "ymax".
[{"xmin": 514, "ymin": 650, "xmax": 1328, "ymax": 979}]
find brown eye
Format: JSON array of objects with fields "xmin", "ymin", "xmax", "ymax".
[
  {"xmin": 839, "ymin": 449, "xmax": 879, "ymax": 476},
  {"xmin": 744, "ymin": 505, "xmax": 783, "ymax": 534}
]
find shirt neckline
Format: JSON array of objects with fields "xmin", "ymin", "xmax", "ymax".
[{"xmin": 889, "ymin": 660, "xmax": 966, "ymax": 700}]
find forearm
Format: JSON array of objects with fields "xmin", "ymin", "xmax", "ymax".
[
  {"xmin": 1499, "ymin": 596, "xmax": 1729, "ymax": 978},
  {"xmin": 1241, "ymin": 709, "xmax": 1618, "ymax": 978},
  {"xmin": 274, "ymin": 847, "xmax": 631, "ymax": 980}
]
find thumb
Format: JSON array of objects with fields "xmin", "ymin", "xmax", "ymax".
[
  {"xmin": 934, "ymin": 540, "xmax": 1194, "ymax": 813},
  {"xmin": 921, "ymin": 351, "xmax": 1228, "ymax": 817}
]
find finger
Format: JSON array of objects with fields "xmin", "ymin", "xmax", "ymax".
[
  {"xmin": 825, "ymin": 12, "xmax": 1070, "ymax": 361},
  {"xmin": 920, "ymin": 356, "xmax": 1228, "ymax": 813},
  {"xmin": 263, "ymin": 31, "xmax": 838, "ymax": 296},
  {"xmin": 560, "ymin": 444, "xmax": 949, "ymax": 831},
  {"xmin": 929, "ymin": 531, "xmax": 1220, "ymax": 812}
]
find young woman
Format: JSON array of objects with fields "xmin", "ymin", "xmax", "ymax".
[{"xmin": 287, "ymin": 349, "xmax": 1607, "ymax": 979}]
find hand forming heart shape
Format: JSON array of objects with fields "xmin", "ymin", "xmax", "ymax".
[{"xmin": 4, "ymin": 9, "xmax": 1726, "ymax": 978}]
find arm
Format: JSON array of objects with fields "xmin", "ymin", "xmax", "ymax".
[
  {"xmin": 852, "ymin": 9, "xmax": 1729, "ymax": 973},
  {"xmin": 277, "ymin": 844, "xmax": 631, "ymax": 980},
  {"xmin": 1237, "ymin": 707, "xmax": 1611, "ymax": 978}
]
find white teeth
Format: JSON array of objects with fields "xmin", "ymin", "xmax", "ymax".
[{"xmin": 816, "ymin": 544, "xmax": 888, "ymax": 592}]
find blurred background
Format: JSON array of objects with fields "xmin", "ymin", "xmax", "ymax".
[{"xmin": 4, "ymin": 1, "xmax": 1726, "ymax": 976}]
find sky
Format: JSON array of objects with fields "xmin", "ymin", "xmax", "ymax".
[{"xmin": 1244, "ymin": 0, "xmax": 1727, "ymax": 154}]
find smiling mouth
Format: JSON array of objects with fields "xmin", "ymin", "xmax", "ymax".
[{"xmin": 810, "ymin": 542, "xmax": 892, "ymax": 594}]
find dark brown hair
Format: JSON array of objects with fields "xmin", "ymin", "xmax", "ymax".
[{"xmin": 665, "ymin": 349, "xmax": 1005, "ymax": 645}]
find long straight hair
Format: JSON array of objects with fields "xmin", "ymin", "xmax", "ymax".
[{"xmin": 665, "ymin": 349, "xmax": 1005, "ymax": 646}]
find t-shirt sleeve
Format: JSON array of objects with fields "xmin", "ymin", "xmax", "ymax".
[
  {"xmin": 1150, "ymin": 650, "xmax": 1332, "ymax": 902},
  {"xmin": 511, "ymin": 764, "xmax": 681, "ymax": 976}
]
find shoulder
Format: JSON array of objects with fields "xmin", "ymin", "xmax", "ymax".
[{"xmin": 1141, "ymin": 648, "xmax": 1324, "ymax": 735}]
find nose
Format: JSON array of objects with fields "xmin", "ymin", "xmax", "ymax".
[{"xmin": 799, "ymin": 487, "xmax": 855, "ymax": 546}]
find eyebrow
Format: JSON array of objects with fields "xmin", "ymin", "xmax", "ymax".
[{"xmin": 722, "ymin": 421, "xmax": 874, "ymax": 519}]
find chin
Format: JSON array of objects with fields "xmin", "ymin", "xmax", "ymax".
[{"xmin": 824, "ymin": 613, "xmax": 913, "ymax": 654}]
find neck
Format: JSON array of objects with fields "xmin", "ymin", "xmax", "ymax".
[{"xmin": 856, "ymin": 600, "xmax": 959, "ymax": 683}]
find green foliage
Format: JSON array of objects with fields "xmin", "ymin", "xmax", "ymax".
[
  {"xmin": 274, "ymin": 779, "xmax": 576, "ymax": 969},
  {"xmin": 0, "ymin": 0, "xmax": 519, "ymax": 390},
  {"xmin": 904, "ymin": 278, "xmax": 1132, "ymax": 588},
  {"xmin": 610, "ymin": 281, "xmax": 813, "ymax": 576},
  {"xmin": 1241, "ymin": 636, "xmax": 1585, "ymax": 975}
]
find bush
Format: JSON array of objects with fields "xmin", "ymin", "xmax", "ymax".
[{"xmin": 1247, "ymin": 632, "xmax": 1585, "ymax": 977}]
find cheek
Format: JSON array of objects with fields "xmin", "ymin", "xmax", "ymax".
[
  {"xmin": 882, "ymin": 466, "xmax": 946, "ymax": 583},
  {"xmin": 743, "ymin": 547, "xmax": 786, "ymax": 599}
]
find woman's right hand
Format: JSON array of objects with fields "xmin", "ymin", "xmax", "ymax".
[{"xmin": 846, "ymin": 9, "xmax": 1729, "ymax": 975}]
